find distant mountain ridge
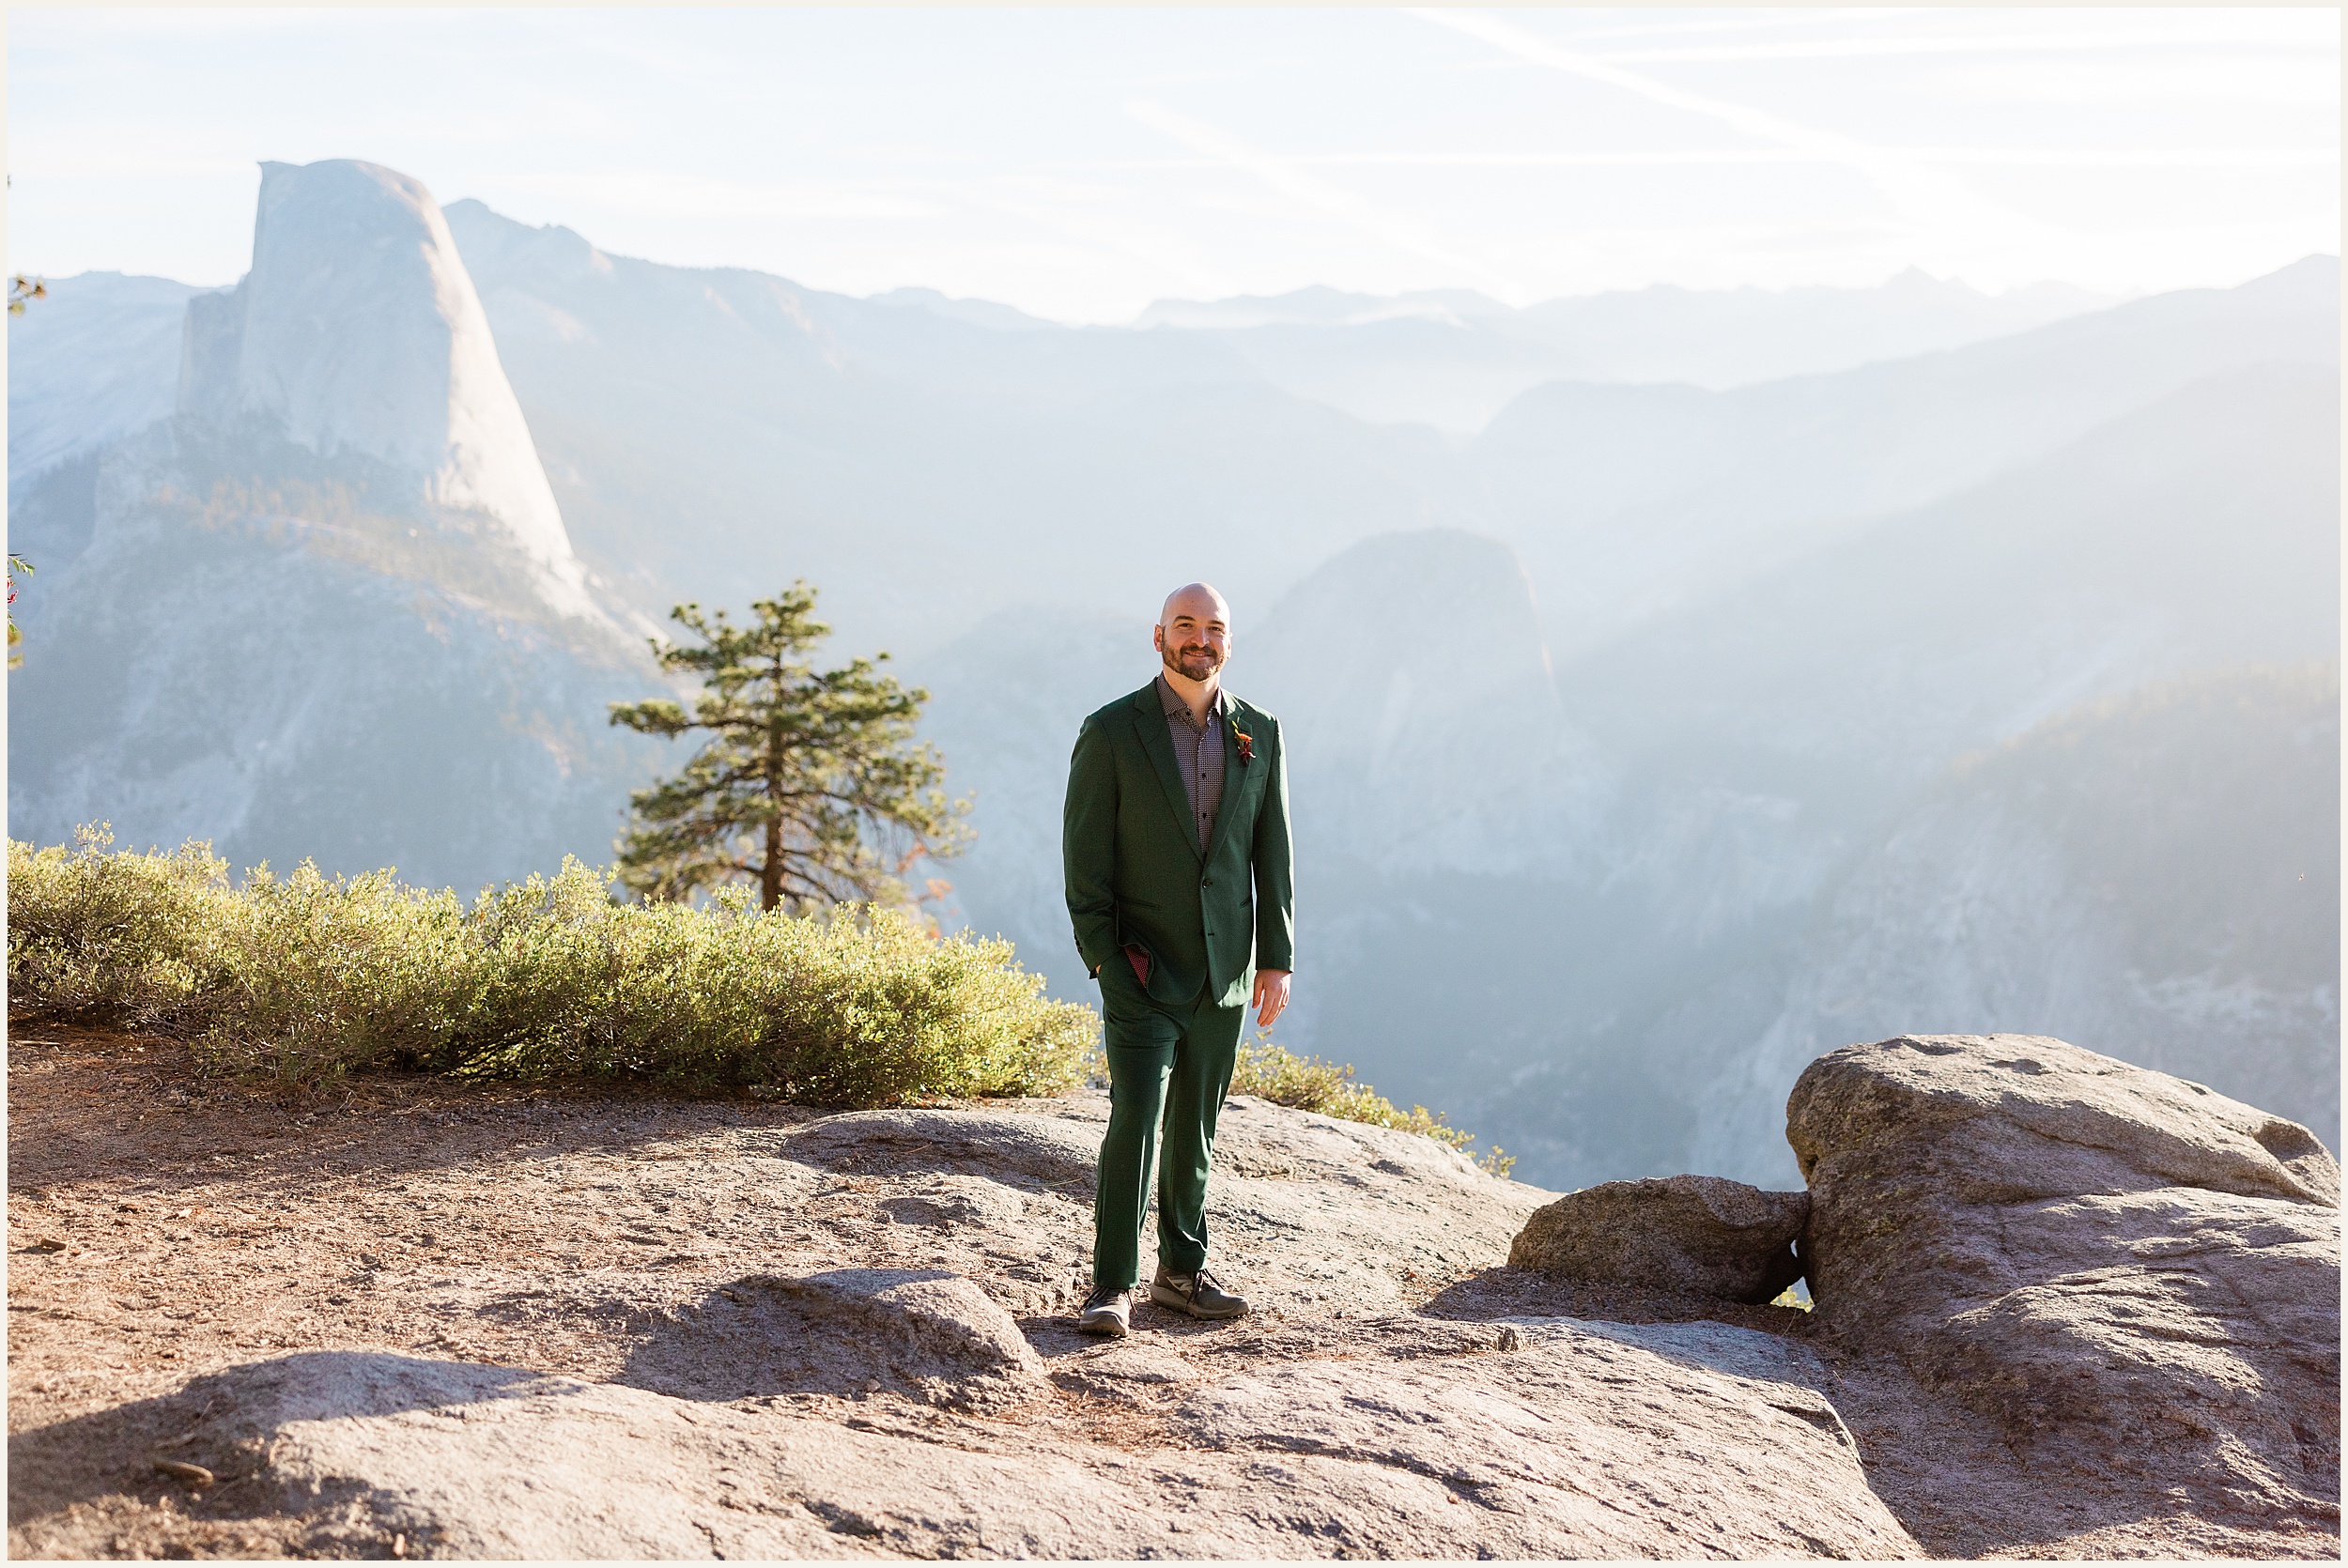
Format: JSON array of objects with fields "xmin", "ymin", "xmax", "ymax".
[
  {"xmin": 7, "ymin": 271, "xmax": 200, "ymax": 486},
  {"xmin": 1475, "ymin": 254, "xmax": 2341, "ymax": 657},
  {"xmin": 1133, "ymin": 269, "xmax": 2120, "ymax": 431},
  {"xmin": 1134, "ymin": 269, "xmax": 2107, "ymax": 337}
]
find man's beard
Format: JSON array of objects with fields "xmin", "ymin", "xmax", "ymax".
[{"xmin": 1163, "ymin": 643, "xmax": 1224, "ymax": 681}]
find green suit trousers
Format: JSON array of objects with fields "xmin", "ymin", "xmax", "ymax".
[{"xmin": 1092, "ymin": 958, "xmax": 1248, "ymax": 1293}]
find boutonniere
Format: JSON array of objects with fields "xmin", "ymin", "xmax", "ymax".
[{"xmin": 1231, "ymin": 725, "xmax": 1255, "ymax": 763}]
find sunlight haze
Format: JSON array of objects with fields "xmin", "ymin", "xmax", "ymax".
[{"xmin": 9, "ymin": 6, "xmax": 2339, "ymax": 320}]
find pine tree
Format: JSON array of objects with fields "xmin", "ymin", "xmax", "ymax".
[{"xmin": 609, "ymin": 584, "xmax": 970, "ymax": 912}]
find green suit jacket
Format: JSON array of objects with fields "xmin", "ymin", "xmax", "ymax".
[{"xmin": 1063, "ymin": 680, "xmax": 1294, "ymax": 1009}]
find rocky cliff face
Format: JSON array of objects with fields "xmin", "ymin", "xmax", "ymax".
[
  {"xmin": 1245, "ymin": 528, "xmax": 1611, "ymax": 882},
  {"xmin": 177, "ymin": 160, "xmax": 599, "ymax": 625},
  {"xmin": 8, "ymin": 161, "xmax": 662, "ymax": 890}
]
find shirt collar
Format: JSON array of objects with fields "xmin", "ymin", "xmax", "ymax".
[{"xmin": 1155, "ymin": 672, "xmax": 1225, "ymax": 723}]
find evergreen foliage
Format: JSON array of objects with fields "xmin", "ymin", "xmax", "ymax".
[
  {"xmin": 8, "ymin": 826, "xmax": 1090, "ymax": 1103},
  {"xmin": 609, "ymin": 584, "xmax": 970, "ymax": 911}
]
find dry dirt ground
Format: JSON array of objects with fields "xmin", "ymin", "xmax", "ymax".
[{"xmin": 8, "ymin": 1026, "xmax": 2328, "ymax": 1560}]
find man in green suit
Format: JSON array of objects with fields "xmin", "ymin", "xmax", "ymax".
[{"xmin": 1063, "ymin": 582, "xmax": 1294, "ymax": 1337}]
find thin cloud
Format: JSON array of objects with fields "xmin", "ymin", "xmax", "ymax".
[
  {"xmin": 1407, "ymin": 8, "xmax": 2033, "ymax": 247},
  {"xmin": 517, "ymin": 171, "xmax": 942, "ymax": 223},
  {"xmin": 1896, "ymin": 147, "xmax": 2339, "ymax": 169},
  {"xmin": 1067, "ymin": 147, "xmax": 2339, "ymax": 174},
  {"xmin": 1599, "ymin": 28, "xmax": 2340, "ymax": 66},
  {"xmin": 1552, "ymin": 11, "xmax": 1908, "ymax": 46},
  {"xmin": 1123, "ymin": 98, "xmax": 1528, "ymax": 304}
]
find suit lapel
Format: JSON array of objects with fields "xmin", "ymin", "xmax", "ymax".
[
  {"xmin": 1199, "ymin": 694, "xmax": 1261, "ymax": 869},
  {"xmin": 1129, "ymin": 684, "xmax": 1205, "ymax": 864}
]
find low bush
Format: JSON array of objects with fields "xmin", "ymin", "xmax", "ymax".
[
  {"xmin": 1229, "ymin": 1032, "xmax": 1515, "ymax": 1178},
  {"xmin": 5, "ymin": 825, "xmax": 234, "ymax": 1023},
  {"xmin": 8, "ymin": 826, "xmax": 1093, "ymax": 1105}
]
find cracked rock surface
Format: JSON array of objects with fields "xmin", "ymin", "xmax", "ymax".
[
  {"xmin": 8, "ymin": 1026, "xmax": 2339, "ymax": 1559},
  {"xmin": 10, "ymin": 1315, "xmax": 1912, "ymax": 1560}
]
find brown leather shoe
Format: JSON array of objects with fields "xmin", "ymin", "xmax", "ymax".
[
  {"xmin": 1077, "ymin": 1285, "xmax": 1132, "ymax": 1337},
  {"xmin": 1150, "ymin": 1264, "xmax": 1249, "ymax": 1320}
]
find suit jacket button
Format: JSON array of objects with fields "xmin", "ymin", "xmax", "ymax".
[{"xmin": 1202, "ymin": 878, "xmax": 1213, "ymax": 886}]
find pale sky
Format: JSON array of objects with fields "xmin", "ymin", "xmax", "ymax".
[{"xmin": 8, "ymin": 6, "xmax": 2340, "ymax": 322}]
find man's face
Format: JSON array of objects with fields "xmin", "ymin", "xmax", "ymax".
[{"xmin": 1155, "ymin": 593, "xmax": 1230, "ymax": 682}]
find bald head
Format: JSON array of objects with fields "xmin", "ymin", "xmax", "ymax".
[
  {"xmin": 1154, "ymin": 582, "xmax": 1232, "ymax": 688},
  {"xmin": 1159, "ymin": 581, "xmax": 1229, "ymax": 630}
]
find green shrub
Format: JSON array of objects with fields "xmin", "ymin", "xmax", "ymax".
[
  {"xmin": 204, "ymin": 861, "xmax": 488, "ymax": 1084},
  {"xmin": 8, "ymin": 828, "xmax": 1092, "ymax": 1105},
  {"xmin": 1230, "ymin": 1032, "xmax": 1515, "ymax": 1178},
  {"xmin": 6, "ymin": 824, "xmax": 235, "ymax": 1023}
]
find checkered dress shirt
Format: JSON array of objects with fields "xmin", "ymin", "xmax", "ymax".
[{"xmin": 1156, "ymin": 673, "xmax": 1227, "ymax": 853}]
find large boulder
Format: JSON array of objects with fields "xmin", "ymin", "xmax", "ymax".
[
  {"xmin": 1788, "ymin": 1034, "xmax": 2340, "ymax": 1529},
  {"xmin": 615, "ymin": 1268, "xmax": 1048, "ymax": 1412},
  {"xmin": 1507, "ymin": 1175, "xmax": 1809, "ymax": 1303},
  {"xmin": 782, "ymin": 1110, "xmax": 1103, "ymax": 1192}
]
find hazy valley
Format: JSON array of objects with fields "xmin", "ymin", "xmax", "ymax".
[{"xmin": 10, "ymin": 158, "xmax": 2338, "ymax": 1189}]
